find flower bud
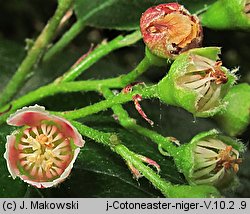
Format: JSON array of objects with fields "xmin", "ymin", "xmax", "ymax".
[
  {"xmin": 157, "ymin": 47, "xmax": 237, "ymax": 117},
  {"xmin": 174, "ymin": 129, "xmax": 245, "ymax": 189},
  {"xmin": 140, "ymin": 3, "xmax": 203, "ymax": 59},
  {"xmin": 4, "ymin": 105, "xmax": 84, "ymax": 188},
  {"xmin": 215, "ymin": 83, "xmax": 250, "ymax": 136},
  {"xmin": 200, "ymin": 0, "xmax": 250, "ymax": 30}
]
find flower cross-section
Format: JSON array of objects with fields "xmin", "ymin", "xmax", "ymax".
[{"xmin": 4, "ymin": 105, "xmax": 85, "ymax": 188}]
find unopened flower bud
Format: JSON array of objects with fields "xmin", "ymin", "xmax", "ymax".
[
  {"xmin": 174, "ymin": 129, "xmax": 245, "ymax": 189},
  {"xmin": 200, "ymin": 0, "xmax": 250, "ymax": 30},
  {"xmin": 4, "ymin": 105, "xmax": 84, "ymax": 188},
  {"xmin": 140, "ymin": 3, "xmax": 203, "ymax": 59},
  {"xmin": 215, "ymin": 83, "xmax": 250, "ymax": 136},
  {"xmin": 157, "ymin": 47, "xmax": 237, "ymax": 117}
]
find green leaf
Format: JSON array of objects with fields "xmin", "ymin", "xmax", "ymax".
[
  {"xmin": 74, "ymin": 0, "xmax": 217, "ymax": 30},
  {"xmin": 0, "ymin": 124, "xmax": 27, "ymax": 197},
  {"xmin": 0, "ymin": 39, "xmax": 25, "ymax": 90}
]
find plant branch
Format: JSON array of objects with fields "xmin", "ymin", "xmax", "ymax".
[
  {"xmin": 0, "ymin": 52, "xmax": 153, "ymax": 125},
  {"xmin": 101, "ymin": 87, "xmax": 178, "ymax": 156},
  {"xmin": 58, "ymin": 30, "xmax": 142, "ymax": 82},
  {"xmin": 0, "ymin": 78, "xmax": 121, "ymax": 125},
  {"xmin": 43, "ymin": 0, "xmax": 135, "ymax": 61},
  {"xmin": 43, "ymin": 19, "xmax": 86, "ymax": 62},
  {"xmin": 55, "ymin": 85, "xmax": 158, "ymax": 120},
  {"xmin": 71, "ymin": 120, "xmax": 220, "ymax": 198},
  {"xmin": 0, "ymin": 0, "xmax": 74, "ymax": 107}
]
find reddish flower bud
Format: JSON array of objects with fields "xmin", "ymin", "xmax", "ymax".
[
  {"xmin": 4, "ymin": 105, "xmax": 84, "ymax": 188},
  {"xmin": 245, "ymin": 0, "xmax": 250, "ymax": 18},
  {"xmin": 140, "ymin": 3, "xmax": 203, "ymax": 59}
]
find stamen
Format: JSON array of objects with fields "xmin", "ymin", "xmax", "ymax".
[
  {"xmin": 196, "ymin": 84, "xmax": 214, "ymax": 109},
  {"xmin": 197, "ymin": 139, "xmax": 226, "ymax": 150},
  {"xmin": 184, "ymin": 76, "xmax": 215, "ymax": 89},
  {"xmin": 179, "ymin": 55, "xmax": 229, "ymax": 112},
  {"xmin": 41, "ymin": 124, "xmax": 47, "ymax": 135},
  {"xmin": 16, "ymin": 123, "xmax": 72, "ymax": 182},
  {"xmin": 47, "ymin": 126, "xmax": 57, "ymax": 137},
  {"xmin": 193, "ymin": 138, "xmax": 241, "ymax": 185},
  {"xmin": 195, "ymin": 168, "xmax": 225, "ymax": 184},
  {"xmin": 32, "ymin": 127, "xmax": 39, "ymax": 136},
  {"xmin": 195, "ymin": 146, "xmax": 218, "ymax": 157},
  {"xmin": 200, "ymin": 85, "xmax": 221, "ymax": 111},
  {"xmin": 193, "ymin": 164, "xmax": 216, "ymax": 178},
  {"xmin": 196, "ymin": 82, "xmax": 210, "ymax": 96},
  {"xmin": 195, "ymin": 158, "xmax": 219, "ymax": 169},
  {"xmin": 181, "ymin": 74, "xmax": 203, "ymax": 83}
]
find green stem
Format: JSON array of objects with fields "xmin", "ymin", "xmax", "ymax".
[
  {"xmin": 101, "ymin": 87, "xmax": 178, "ymax": 156},
  {"xmin": 43, "ymin": 0, "xmax": 129, "ymax": 61},
  {"xmin": 0, "ymin": 78, "xmax": 121, "ymax": 125},
  {"xmin": 43, "ymin": 19, "xmax": 85, "ymax": 62},
  {"xmin": 0, "ymin": 0, "xmax": 74, "ymax": 107},
  {"xmin": 71, "ymin": 120, "xmax": 117, "ymax": 148},
  {"xmin": 56, "ymin": 85, "xmax": 158, "ymax": 120},
  {"xmin": 58, "ymin": 30, "xmax": 142, "ymax": 82},
  {"xmin": 71, "ymin": 120, "xmax": 220, "ymax": 198},
  {"xmin": 0, "ymin": 53, "xmax": 153, "ymax": 125},
  {"xmin": 119, "ymin": 56, "xmax": 152, "ymax": 86},
  {"xmin": 71, "ymin": 120, "xmax": 172, "ymax": 196}
]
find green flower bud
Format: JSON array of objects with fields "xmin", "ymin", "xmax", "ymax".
[
  {"xmin": 215, "ymin": 83, "xmax": 250, "ymax": 136},
  {"xmin": 173, "ymin": 129, "xmax": 245, "ymax": 189},
  {"xmin": 157, "ymin": 47, "xmax": 237, "ymax": 117},
  {"xmin": 200, "ymin": 0, "xmax": 250, "ymax": 30}
]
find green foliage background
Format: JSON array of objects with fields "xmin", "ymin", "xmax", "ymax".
[{"xmin": 0, "ymin": 0, "xmax": 249, "ymax": 197}]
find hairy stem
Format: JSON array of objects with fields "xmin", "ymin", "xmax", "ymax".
[
  {"xmin": 55, "ymin": 85, "xmax": 158, "ymax": 120},
  {"xmin": 43, "ymin": 19, "xmax": 86, "ymax": 62},
  {"xmin": 0, "ymin": 79, "xmax": 120, "ymax": 125},
  {"xmin": 71, "ymin": 120, "xmax": 220, "ymax": 198},
  {"xmin": 0, "ymin": 53, "xmax": 152, "ymax": 125},
  {"xmin": 58, "ymin": 30, "xmax": 142, "ymax": 82},
  {"xmin": 44, "ymin": 0, "xmax": 128, "ymax": 61},
  {"xmin": 0, "ymin": 0, "xmax": 74, "ymax": 106},
  {"xmin": 101, "ymin": 87, "xmax": 178, "ymax": 156}
]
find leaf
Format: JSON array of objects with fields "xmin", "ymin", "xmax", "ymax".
[
  {"xmin": 0, "ymin": 40, "xmax": 25, "ymax": 91},
  {"xmin": 0, "ymin": 38, "xmax": 81, "ymax": 97},
  {"xmin": 0, "ymin": 124, "xmax": 27, "ymax": 197},
  {"xmin": 74, "ymin": 0, "xmax": 217, "ymax": 30}
]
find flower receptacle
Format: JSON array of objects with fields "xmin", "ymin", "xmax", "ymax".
[
  {"xmin": 157, "ymin": 47, "xmax": 237, "ymax": 117},
  {"xmin": 174, "ymin": 129, "xmax": 245, "ymax": 189}
]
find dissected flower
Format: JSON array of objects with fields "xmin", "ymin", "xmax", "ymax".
[
  {"xmin": 4, "ymin": 105, "xmax": 84, "ymax": 188},
  {"xmin": 193, "ymin": 138, "xmax": 241, "ymax": 186},
  {"xmin": 179, "ymin": 54, "xmax": 230, "ymax": 112},
  {"xmin": 140, "ymin": 3, "xmax": 202, "ymax": 59},
  {"xmin": 157, "ymin": 47, "xmax": 237, "ymax": 117},
  {"xmin": 173, "ymin": 130, "xmax": 245, "ymax": 189}
]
